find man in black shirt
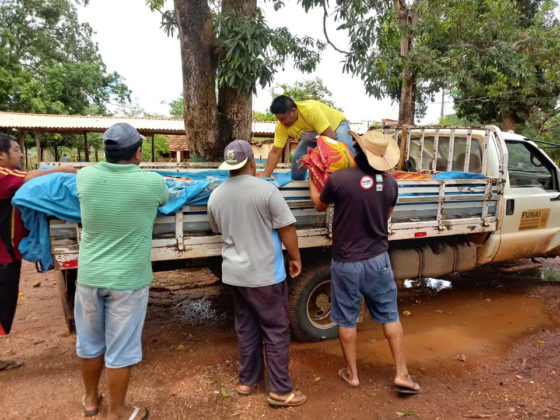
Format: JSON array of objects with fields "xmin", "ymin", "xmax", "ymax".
[{"xmin": 309, "ymin": 130, "xmax": 420, "ymax": 394}]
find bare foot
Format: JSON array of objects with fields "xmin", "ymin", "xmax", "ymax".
[
  {"xmin": 107, "ymin": 405, "xmax": 149, "ymax": 420},
  {"xmin": 394, "ymin": 374, "xmax": 421, "ymax": 394},
  {"xmin": 337, "ymin": 367, "xmax": 359, "ymax": 388},
  {"xmin": 82, "ymin": 393, "xmax": 102, "ymax": 417},
  {"xmin": 267, "ymin": 391, "xmax": 307, "ymax": 407},
  {"xmin": 237, "ymin": 384, "xmax": 253, "ymax": 395}
]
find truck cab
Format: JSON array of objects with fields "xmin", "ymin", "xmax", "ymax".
[{"xmin": 480, "ymin": 131, "xmax": 560, "ymax": 263}]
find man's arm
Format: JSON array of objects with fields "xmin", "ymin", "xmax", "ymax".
[
  {"xmin": 277, "ymin": 223, "xmax": 301, "ymax": 278},
  {"xmin": 263, "ymin": 146, "xmax": 283, "ymax": 177},
  {"xmin": 207, "ymin": 197, "xmax": 220, "ymax": 234},
  {"xmin": 308, "ymin": 176, "xmax": 329, "ymax": 212},
  {"xmin": 320, "ymin": 127, "xmax": 336, "ymax": 140},
  {"xmin": 24, "ymin": 165, "xmax": 76, "ymax": 183}
]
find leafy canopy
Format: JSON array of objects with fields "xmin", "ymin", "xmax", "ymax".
[
  {"xmin": 273, "ymin": 77, "xmax": 339, "ymax": 109},
  {"xmin": 0, "ymin": 0, "xmax": 130, "ymax": 114},
  {"xmin": 147, "ymin": 0, "xmax": 326, "ymax": 96},
  {"xmin": 443, "ymin": 0, "xmax": 560, "ymax": 126}
]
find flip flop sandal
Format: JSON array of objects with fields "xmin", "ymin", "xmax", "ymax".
[
  {"xmin": 128, "ymin": 406, "xmax": 150, "ymax": 420},
  {"xmin": 267, "ymin": 391, "xmax": 307, "ymax": 407},
  {"xmin": 337, "ymin": 368, "xmax": 359, "ymax": 388},
  {"xmin": 394, "ymin": 383, "xmax": 421, "ymax": 395},
  {"xmin": 237, "ymin": 385, "xmax": 253, "ymax": 396},
  {"xmin": 0, "ymin": 360, "xmax": 24, "ymax": 371},
  {"xmin": 82, "ymin": 393, "xmax": 102, "ymax": 417}
]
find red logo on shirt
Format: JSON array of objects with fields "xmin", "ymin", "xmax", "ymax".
[{"xmin": 360, "ymin": 176, "xmax": 374, "ymax": 190}]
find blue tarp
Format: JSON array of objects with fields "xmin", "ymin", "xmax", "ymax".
[
  {"xmin": 432, "ymin": 171, "xmax": 486, "ymax": 180},
  {"xmin": 11, "ymin": 168, "xmax": 484, "ymax": 272},
  {"xmin": 12, "ymin": 170, "xmax": 293, "ymax": 272}
]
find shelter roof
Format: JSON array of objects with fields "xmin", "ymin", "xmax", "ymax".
[
  {"xmin": 0, "ymin": 111, "xmax": 372, "ymax": 137},
  {"xmin": 0, "ymin": 112, "xmax": 184, "ymax": 135}
]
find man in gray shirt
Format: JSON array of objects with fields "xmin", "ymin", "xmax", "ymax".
[{"xmin": 208, "ymin": 140, "xmax": 306, "ymax": 407}]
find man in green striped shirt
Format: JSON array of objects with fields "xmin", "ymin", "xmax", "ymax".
[{"xmin": 75, "ymin": 123, "xmax": 168, "ymax": 419}]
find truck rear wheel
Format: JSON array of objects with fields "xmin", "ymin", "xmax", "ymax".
[{"xmin": 288, "ymin": 259, "xmax": 338, "ymax": 342}]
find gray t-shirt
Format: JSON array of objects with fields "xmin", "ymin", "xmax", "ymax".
[{"xmin": 207, "ymin": 175, "xmax": 296, "ymax": 287}]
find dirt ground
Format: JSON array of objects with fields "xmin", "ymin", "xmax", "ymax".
[{"xmin": 1, "ymin": 261, "xmax": 560, "ymax": 419}]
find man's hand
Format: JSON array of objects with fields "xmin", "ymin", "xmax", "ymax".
[
  {"xmin": 256, "ymin": 172, "xmax": 274, "ymax": 178},
  {"xmin": 263, "ymin": 146, "xmax": 283, "ymax": 178},
  {"xmin": 288, "ymin": 258, "xmax": 302, "ymax": 278},
  {"xmin": 308, "ymin": 175, "xmax": 329, "ymax": 212},
  {"xmin": 296, "ymin": 154, "xmax": 309, "ymax": 171},
  {"xmin": 24, "ymin": 165, "xmax": 77, "ymax": 183},
  {"xmin": 59, "ymin": 165, "xmax": 77, "ymax": 174}
]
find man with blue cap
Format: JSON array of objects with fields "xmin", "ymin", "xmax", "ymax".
[{"xmin": 74, "ymin": 122, "xmax": 168, "ymax": 419}]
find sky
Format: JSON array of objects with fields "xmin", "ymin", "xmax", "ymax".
[{"xmin": 77, "ymin": 0, "xmax": 453, "ymax": 124}]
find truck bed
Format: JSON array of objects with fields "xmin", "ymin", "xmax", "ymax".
[{"xmin": 49, "ymin": 175, "xmax": 500, "ymax": 266}]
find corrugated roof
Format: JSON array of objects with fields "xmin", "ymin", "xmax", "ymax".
[
  {"xmin": 0, "ymin": 112, "xmax": 185, "ymax": 135},
  {"xmin": 0, "ymin": 111, "xmax": 372, "ymax": 136}
]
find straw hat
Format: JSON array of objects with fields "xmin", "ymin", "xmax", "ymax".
[{"xmin": 349, "ymin": 130, "xmax": 400, "ymax": 171}]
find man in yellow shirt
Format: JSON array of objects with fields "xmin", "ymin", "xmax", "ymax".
[{"xmin": 262, "ymin": 96, "xmax": 354, "ymax": 180}]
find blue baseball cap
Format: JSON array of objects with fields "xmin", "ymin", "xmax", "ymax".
[{"xmin": 103, "ymin": 123, "xmax": 145, "ymax": 149}]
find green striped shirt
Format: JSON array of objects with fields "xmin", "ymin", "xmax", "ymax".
[{"xmin": 77, "ymin": 162, "xmax": 168, "ymax": 290}]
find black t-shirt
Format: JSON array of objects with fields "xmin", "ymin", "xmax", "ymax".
[{"xmin": 320, "ymin": 167, "xmax": 398, "ymax": 262}]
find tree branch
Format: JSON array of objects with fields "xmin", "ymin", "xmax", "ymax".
[
  {"xmin": 322, "ymin": 2, "xmax": 348, "ymax": 55},
  {"xmin": 539, "ymin": 107, "xmax": 560, "ymax": 134}
]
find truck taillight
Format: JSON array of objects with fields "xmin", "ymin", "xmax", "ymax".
[{"xmin": 414, "ymin": 232, "xmax": 427, "ymax": 238}]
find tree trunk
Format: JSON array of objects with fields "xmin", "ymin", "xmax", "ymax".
[
  {"xmin": 399, "ymin": 72, "xmax": 416, "ymax": 125},
  {"xmin": 174, "ymin": 0, "xmax": 223, "ymax": 160},
  {"xmin": 500, "ymin": 112, "xmax": 517, "ymax": 132},
  {"xmin": 394, "ymin": 0, "xmax": 418, "ymax": 125},
  {"xmin": 217, "ymin": 0, "xmax": 256, "ymax": 142}
]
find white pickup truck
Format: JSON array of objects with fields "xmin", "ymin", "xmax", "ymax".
[{"xmin": 47, "ymin": 125, "xmax": 560, "ymax": 341}]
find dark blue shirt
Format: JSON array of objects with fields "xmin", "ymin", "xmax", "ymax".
[{"xmin": 320, "ymin": 167, "xmax": 398, "ymax": 262}]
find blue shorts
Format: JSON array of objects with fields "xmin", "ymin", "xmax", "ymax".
[
  {"xmin": 331, "ymin": 252, "xmax": 399, "ymax": 328},
  {"xmin": 74, "ymin": 284, "xmax": 149, "ymax": 369}
]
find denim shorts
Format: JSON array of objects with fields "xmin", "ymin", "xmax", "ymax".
[
  {"xmin": 74, "ymin": 284, "xmax": 149, "ymax": 369},
  {"xmin": 331, "ymin": 252, "xmax": 399, "ymax": 327}
]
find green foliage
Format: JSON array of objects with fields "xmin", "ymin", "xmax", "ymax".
[
  {"xmin": 298, "ymin": 0, "xmax": 444, "ymax": 119},
  {"xmin": 516, "ymin": 117, "xmax": 560, "ymax": 162},
  {"xmin": 0, "ymin": 0, "xmax": 130, "ymax": 114},
  {"xmin": 169, "ymin": 94, "xmax": 184, "ymax": 118},
  {"xmin": 147, "ymin": 2, "xmax": 325, "ymax": 97},
  {"xmin": 298, "ymin": 0, "xmax": 560, "ymax": 125},
  {"xmin": 214, "ymin": 7, "xmax": 325, "ymax": 95},
  {"xmin": 252, "ymin": 110, "xmax": 276, "ymax": 121},
  {"xmin": 142, "ymin": 134, "xmax": 171, "ymax": 161},
  {"xmin": 438, "ymin": 114, "xmax": 480, "ymax": 126},
  {"xmin": 444, "ymin": 0, "xmax": 560, "ymax": 126},
  {"xmin": 273, "ymin": 78, "xmax": 339, "ymax": 110}
]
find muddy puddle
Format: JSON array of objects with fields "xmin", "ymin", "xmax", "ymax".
[
  {"xmin": 153, "ymin": 263, "xmax": 559, "ymax": 372},
  {"xmin": 294, "ymin": 265, "xmax": 560, "ymax": 371}
]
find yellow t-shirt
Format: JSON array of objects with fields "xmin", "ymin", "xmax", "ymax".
[{"xmin": 273, "ymin": 100, "xmax": 346, "ymax": 148}]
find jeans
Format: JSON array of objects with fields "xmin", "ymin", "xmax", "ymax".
[
  {"xmin": 75, "ymin": 284, "xmax": 149, "ymax": 368},
  {"xmin": 290, "ymin": 120, "xmax": 354, "ymax": 180}
]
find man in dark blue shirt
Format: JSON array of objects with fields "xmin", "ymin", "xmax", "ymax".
[{"xmin": 309, "ymin": 130, "xmax": 420, "ymax": 394}]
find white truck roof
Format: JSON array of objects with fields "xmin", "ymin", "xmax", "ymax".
[{"xmin": 502, "ymin": 131, "xmax": 527, "ymax": 141}]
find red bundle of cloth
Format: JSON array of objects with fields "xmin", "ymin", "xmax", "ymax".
[{"xmin": 300, "ymin": 135, "xmax": 356, "ymax": 190}]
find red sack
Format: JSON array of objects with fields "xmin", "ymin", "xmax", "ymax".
[{"xmin": 301, "ymin": 136, "xmax": 355, "ymax": 190}]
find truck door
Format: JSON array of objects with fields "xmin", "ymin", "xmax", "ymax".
[{"xmin": 492, "ymin": 140, "xmax": 560, "ymax": 262}]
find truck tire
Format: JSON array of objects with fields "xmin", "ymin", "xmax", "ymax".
[{"xmin": 288, "ymin": 259, "xmax": 338, "ymax": 342}]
